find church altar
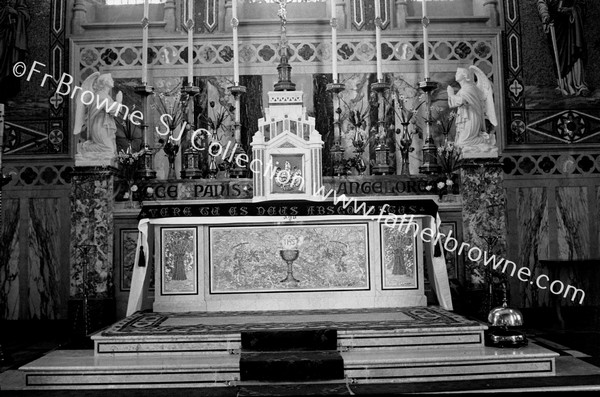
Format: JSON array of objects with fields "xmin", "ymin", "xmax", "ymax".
[{"xmin": 126, "ymin": 197, "xmax": 452, "ymax": 315}]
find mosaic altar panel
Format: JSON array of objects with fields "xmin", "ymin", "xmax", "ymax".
[
  {"xmin": 209, "ymin": 223, "xmax": 370, "ymax": 293},
  {"xmin": 160, "ymin": 227, "xmax": 198, "ymax": 295}
]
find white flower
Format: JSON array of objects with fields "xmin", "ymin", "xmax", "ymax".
[
  {"xmin": 437, "ymin": 182, "xmax": 445, "ymax": 189},
  {"xmin": 425, "ymin": 185, "xmax": 432, "ymax": 191},
  {"xmin": 130, "ymin": 185, "xmax": 138, "ymax": 192},
  {"xmin": 446, "ymin": 179, "xmax": 454, "ymax": 186},
  {"xmin": 146, "ymin": 187, "xmax": 154, "ymax": 194},
  {"xmin": 123, "ymin": 192, "xmax": 130, "ymax": 199}
]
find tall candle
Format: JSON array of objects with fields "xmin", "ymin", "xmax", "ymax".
[
  {"xmin": 331, "ymin": 0, "xmax": 338, "ymax": 83},
  {"xmin": 141, "ymin": 0, "xmax": 149, "ymax": 84},
  {"xmin": 422, "ymin": 0, "xmax": 429, "ymax": 79},
  {"xmin": 374, "ymin": 0, "xmax": 382, "ymax": 81},
  {"xmin": 232, "ymin": 0, "xmax": 240, "ymax": 85},
  {"xmin": 187, "ymin": 0, "xmax": 194, "ymax": 85}
]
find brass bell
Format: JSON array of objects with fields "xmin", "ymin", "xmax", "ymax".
[
  {"xmin": 488, "ymin": 302, "xmax": 524, "ymax": 328},
  {"xmin": 484, "ymin": 289, "xmax": 527, "ymax": 347}
]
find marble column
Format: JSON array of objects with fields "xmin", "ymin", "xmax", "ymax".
[
  {"xmin": 164, "ymin": 0, "xmax": 176, "ymax": 32},
  {"xmin": 460, "ymin": 159, "xmax": 507, "ymax": 319},
  {"xmin": 69, "ymin": 167, "xmax": 117, "ymax": 336},
  {"xmin": 394, "ymin": 0, "xmax": 408, "ymax": 29},
  {"xmin": 72, "ymin": 0, "xmax": 87, "ymax": 35}
]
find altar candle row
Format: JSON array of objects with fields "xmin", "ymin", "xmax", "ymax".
[
  {"xmin": 374, "ymin": 0, "xmax": 383, "ymax": 81},
  {"xmin": 232, "ymin": 0, "xmax": 240, "ymax": 85},
  {"xmin": 422, "ymin": 0, "xmax": 430, "ymax": 79},
  {"xmin": 141, "ymin": 0, "xmax": 149, "ymax": 84},
  {"xmin": 187, "ymin": 0, "xmax": 194, "ymax": 85},
  {"xmin": 330, "ymin": 0, "xmax": 338, "ymax": 83}
]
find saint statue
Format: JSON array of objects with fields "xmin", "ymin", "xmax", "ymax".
[
  {"xmin": 447, "ymin": 66, "xmax": 498, "ymax": 158},
  {"xmin": 0, "ymin": 0, "xmax": 30, "ymax": 102},
  {"xmin": 73, "ymin": 72, "xmax": 123, "ymax": 165},
  {"xmin": 537, "ymin": 0, "xmax": 589, "ymax": 96}
]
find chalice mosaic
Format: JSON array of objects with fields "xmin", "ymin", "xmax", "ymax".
[{"xmin": 280, "ymin": 234, "xmax": 303, "ymax": 284}]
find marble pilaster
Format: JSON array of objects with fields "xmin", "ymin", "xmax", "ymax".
[
  {"xmin": 0, "ymin": 199, "xmax": 20, "ymax": 319},
  {"xmin": 460, "ymin": 160, "xmax": 507, "ymax": 318},
  {"xmin": 69, "ymin": 166, "xmax": 117, "ymax": 332}
]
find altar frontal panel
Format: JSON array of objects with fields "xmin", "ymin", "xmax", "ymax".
[{"xmin": 208, "ymin": 223, "xmax": 370, "ymax": 293}]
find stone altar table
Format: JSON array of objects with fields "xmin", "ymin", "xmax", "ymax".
[{"xmin": 126, "ymin": 197, "xmax": 452, "ymax": 315}]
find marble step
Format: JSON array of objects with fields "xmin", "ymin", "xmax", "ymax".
[
  {"xmin": 338, "ymin": 326, "xmax": 486, "ymax": 351},
  {"xmin": 20, "ymin": 350, "xmax": 240, "ymax": 389},
  {"xmin": 92, "ymin": 332, "xmax": 241, "ymax": 355},
  {"xmin": 342, "ymin": 343, "xmax": 559, "ymax": 383},
  {"xmin": 92, "ymin": 325, "xmax": 487, "ymax": 355},
  {"xmin": 19, "ymin": 343, "xmax": 560, "ymax": 389},
  {"xmin": 241, "ymin": 329, "xmax": 337, "ymax": 351},
  {"xmin": 240, "ymin": 351, "xmax": 345, "ymax": 382}
]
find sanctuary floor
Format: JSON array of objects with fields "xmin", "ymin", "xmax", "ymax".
[{"xmin": 1, "ymin": 319, "xmax": 600, "ymax": 395}]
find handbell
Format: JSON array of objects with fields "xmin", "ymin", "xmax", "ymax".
[
  {"xmin": 484, "ymin": 290, "xmax": 528, "ymax": 348},
  {"xmin": 488, "ymin": 302, "xmax": 524, "ymax": 328}
]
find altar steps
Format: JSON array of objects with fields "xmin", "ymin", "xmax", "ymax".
[
  {"xmin": 19, "ymin": 343, "xmax": 557, "ymax": 389},
  {"xmin": 239, "ymin": 329, "xmax": 344, "ymax": 382},
  {"xmin": 91, "ymin": 325, "xmax": 487, "ymax": 356},
  {"xmin": 18, "ymin": 308, "xmax": 560, "ymax": 389}
]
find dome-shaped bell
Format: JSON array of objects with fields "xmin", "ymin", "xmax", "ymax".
[
  {"xmin": 485, "ymin": 294, "xmax": 527, "ymax": 348},
  {"xmin": 488, "ymin": 302, "xmax": 524, "ymax": 327}
]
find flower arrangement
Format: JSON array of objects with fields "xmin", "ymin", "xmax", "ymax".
[
  {"xmin": 117, "ymin": 144, "xmax": 146, "ymax": 204},
  {"xmin": 424, "ymin": 142, "xmax": 462, "ymax": 200},
  {"xmin": 152, "ymin": 89, "xmax": 187, "ymax": 135},
  {"xmin": 436, "ymin": 141, "xmax": 463, "ymax": 176},
  {"xmin": 198, "ymin": 100, "xmax": 234, "ymax": 140},
  {"xmin": 152, "ymin": 86, "xmax": 192, "ymax": 178},
  {"xmin": 425, "ymin": 175, "xmax": 457, "ymax": 201},
  {"xmin": 433, "ymin": 107, "xmax": 457, "ymax": 144},
  {"xmin": 395, "ymin": 93, "xmax": 425, "ymax": 126}
]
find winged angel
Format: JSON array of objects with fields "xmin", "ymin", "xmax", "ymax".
[
  {"xmin": 447, "ymin": 65, "xmax": 498, "ymax": 157},
  {"xmin": 73, "ymin": 72, "xmax": 122, "ymax": 164}
]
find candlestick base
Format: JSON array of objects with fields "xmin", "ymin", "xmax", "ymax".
[
  {"xmin": 229, "ymin": 85, "xmax": 247, "ymax": 96},
  {"xmin": 371, "ymin": 81, "xmax": 390, "ymax": 93},
  {"xmin": 418, "ymin": 79, "xmax": 439, "ymax": 93},
  {"xmin": 134, "ymin": 84, "xmax": 154, "ymax": 96},
  {"xmin": 181, "ymin": 148, "xmax": 202, "ymax": 179},
  {"xmin": 326, "ymin": 82, "xmax": 345, "ymax": 94},
  {"xmin": 229, "ymin": 144, "xmax": 247, "ymax": 178},
  {"xmin": 419, "ymin": 136, "xmax": 441, "ymax": 175},
  {"xmin": 182, "ymin": 85, "xmax": 200, "ymax": 96},
  {"xmin": 330, "ymin": 142, "xmax": 346, "ymax": 177}
]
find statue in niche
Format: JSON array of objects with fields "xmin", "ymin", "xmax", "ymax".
[
  {"xmin": 537, "ymin": 0, "xmax": 590, "ymax": 97},
  {"xmin": 73, "ymin": 72, "xmax": 123, "ymax": 164},
  {"xmin": 0, "ymin": 0, "xmax": 30, "ymax": 102},
  {"xmin": 447, "ymin": 65, "xmax": 498, "ymax": 158}
]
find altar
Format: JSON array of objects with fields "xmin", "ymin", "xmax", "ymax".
[{"xmin": 126, "ymin": 198, "xmax": 451, "ymax": 316}]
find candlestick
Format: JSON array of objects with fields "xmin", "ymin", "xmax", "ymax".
[
  {"xmin": 232, "ymin": 0, "xmax": 240, "ymax": 85},
  {"xmin": 330, "ymin": 0, "xmax": 338, "ymax": 83},
  {"xmin": 422, "ymin": 0, "xmax": 429, "ymax": 79},
  {"xmin": 374, "ymin": 0, "xmax": 382, "ymax": 81},
  {"xmin": 141, "ymin": 0, "xmax": 149, "ymax": 84},
  {"xmin": 187, "ymin": 0, "xmax": 194, "ymax": 85}
]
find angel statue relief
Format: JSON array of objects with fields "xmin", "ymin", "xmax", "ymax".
[
  {"xmin": 447, "ymin": 65, "xmax": 498, "ymax": 158},
  {"xmin": 73, "ymin": 72, "xmax": 123, "ymax": 165}
]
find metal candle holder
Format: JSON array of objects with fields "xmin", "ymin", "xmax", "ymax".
[
  {"xmin": 418, "ymin": 79, "xmax": 441, "ymax": 174},
  {"xmin": 134, "ymin": 83, "xmax": 157, "ymax": 180}
]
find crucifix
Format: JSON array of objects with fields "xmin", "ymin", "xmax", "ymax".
[{"xmin": 274, "ymin": 0, "xmax": 295, "ymax": 91}]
